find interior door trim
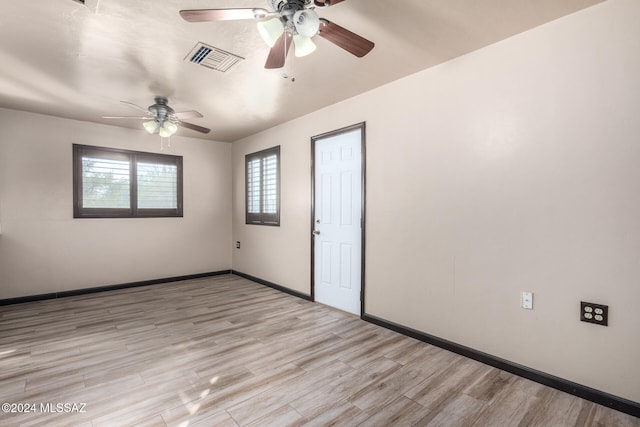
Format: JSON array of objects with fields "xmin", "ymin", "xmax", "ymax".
[{"xmin": 310, "ymin": 122, "xmax": 366, "ymax": 317}]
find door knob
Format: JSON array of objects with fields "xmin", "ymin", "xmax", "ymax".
[{"xmin": 312, "ymin": 230, "xmax": 321, "ymax": 235}]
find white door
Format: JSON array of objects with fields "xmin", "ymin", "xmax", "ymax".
[{"xmin": 313, "ymin": 125, "xmax": 363, "ymax": 315}]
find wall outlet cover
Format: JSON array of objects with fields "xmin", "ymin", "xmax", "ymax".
[{"xmin": 581, "ymin": 301, "xmax": 608, "ymax": 326}]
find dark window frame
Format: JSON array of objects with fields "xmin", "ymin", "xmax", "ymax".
[
  {"xmin": 245, "ymin": 145, "xmax": 280, "ymax": 226},
  {"xmin": 73, "ymin": 144, "xmax": 183, "ymax": 218}
]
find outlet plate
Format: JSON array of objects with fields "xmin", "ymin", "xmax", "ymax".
[
  {"xmin": 580, "ymin": 301, "xmax": 608, "ymax": 326},
  {"xmin": 236, "ymin": 241, "xmax": 241, "ymax": 249}
]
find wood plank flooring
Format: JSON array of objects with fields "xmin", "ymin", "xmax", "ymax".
[{"xmin": 0, "ymin": 274, "xmax": 638, "ymax": 427}]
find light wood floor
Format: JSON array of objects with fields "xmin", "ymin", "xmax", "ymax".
[{"xmin": 0, "ymin": 274, "xmax": 638, "ymax": 427}]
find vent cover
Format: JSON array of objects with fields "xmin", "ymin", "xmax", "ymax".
[{"xmin": 186, "ymin": 42, "xmax": 244, "ymax": 73}]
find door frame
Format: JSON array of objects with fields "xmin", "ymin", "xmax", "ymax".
[{"xmin": 310, "ymin": 122, "xmax": 366, "ymax": 317}]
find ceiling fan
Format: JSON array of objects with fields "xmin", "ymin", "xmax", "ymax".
[
  {"xmin": 179, "ymin": 0, "xmax": 375, "ymax": 69},
  {"xmin": 103, "ymin": 97, "xmax": 211, "ymax": 137}
]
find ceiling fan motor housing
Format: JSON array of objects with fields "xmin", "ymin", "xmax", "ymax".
[
  {"xmin": 149, "ymin": 97, "xmax": 174, "ymax": 121},
  {"xmin": 272, "ymin": 0, "xmax": 307, "ymax": 14}
]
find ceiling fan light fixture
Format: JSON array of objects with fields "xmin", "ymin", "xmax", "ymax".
[
  {"xmin": 293, "ymin": 10, "xmax": 320, "ymax": 38},
  {"xmin": 143, "ymin": 120, "xmax": 159, "ymax": 134},
  {"xmin": 293, "ymin": 35, "xmax": 316, "ymax": 57},
  {"xmin": 257, "ymin": 18, "xmax": 285, "ymax": 47}
]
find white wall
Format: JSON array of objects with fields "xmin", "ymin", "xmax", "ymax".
[
  {"xmin": 232, "ymin": 0, "xmax": 640, "ymax": 403},
  {"xmin": 0, "ymin": 108, "xmax": 232, "ymax": 299}
]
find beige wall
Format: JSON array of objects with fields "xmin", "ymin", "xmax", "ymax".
[
  {"xmin": 232, "ymin": 0, "xmax": 640, "ymax": 403},
  {"xmin": 0, "ymin": 108, "xmax": 232, "ymax": 299}
]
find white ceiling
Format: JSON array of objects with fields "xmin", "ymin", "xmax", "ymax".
[{"xmin": 0, "ymin": 0, "xmax": 604, "ymax": 142}]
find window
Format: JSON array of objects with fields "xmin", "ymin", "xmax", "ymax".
[
  {"xmin": 246, "ymin": 146, "xmax": 280, "ymax": 225},
  {"xmin": 73, "ymin": 144, "xmax": 183, "ymax": 218}
]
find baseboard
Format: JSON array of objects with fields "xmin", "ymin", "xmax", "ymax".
[
  {"xmin": 362, "ymin": 313, "xmax": 640, "ymax": 419},
  {"xmin": 0, "ymin": 270, "xmax": 232, "ymax": 306},
  {"xmin": 231, "ymin": 270, "xmax": 312, "ymax": 301}
]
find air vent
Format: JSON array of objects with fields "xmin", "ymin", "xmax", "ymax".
[{"xmin": 186, "ymin": 42, "xmax": 244, "ymax": 73}]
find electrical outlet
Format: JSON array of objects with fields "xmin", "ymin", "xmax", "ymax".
[
  {"xmin": 581, "ymin": 301, "xmax": 608, "ymax": 326},
  {"xmin": 521, "ymin": 291, "xmax": 533, "ymax": 309},
  {"xmin": 236, "ymin": 241, "xmax": 241, "ymax": 249}
]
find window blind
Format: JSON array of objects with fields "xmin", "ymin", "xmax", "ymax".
[
  {"xmin": 137, "ymin": 162, "xmax": 178, "ymax": 209},
  {"xmin": 262, "ymin": 154, "xmax": 278, "ymax": 215},
  {"xmin": 245, "ymin": 146, "xmax": 280, "ymax": 225},
  {"xmin": 247, "ymin": 158, "xmax": 261, "ymax": 214},
  {"xmin": 81, "ymin": 157, "xmax": 130, "ymax": 208}
]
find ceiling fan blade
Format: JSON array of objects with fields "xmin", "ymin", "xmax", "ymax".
[
  {"xmin": 103, "ymin": 116, "xmax": 149, "ymax": 120},
  {"xmin": 264, "ymin": 33, "xmax": 292, "ymax": 69},
  {"xmin": 314, "ymin": 0, "xmax": 346, "ymax": 6},
  {"xmin": 179, "ymin": 8, "xmax": 267, "ymax": 22},
  {"xmin": 179, "ymin": 121, "xmax": 211, "ymax": 134},
  {"xmin": 120, "ymin": 101, "xmax": 149, "ymax": 113},
  {"xmin": 318, "ymin": 20, "xmax": 374, "ymax": 57},
  {"xmin": 172, "ymin": 110, "xmax": 204, "ymax": 120}
]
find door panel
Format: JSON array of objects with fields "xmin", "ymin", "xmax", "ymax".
[
  {"xmin": 340, "ymin": 243, "xmax": 352, "ymax": 289},
  {"xmin": 313, "ymin": 126, "xmax": 363, "ymax": 315}
]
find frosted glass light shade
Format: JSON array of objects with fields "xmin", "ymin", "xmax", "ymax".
[
  {"xmin": 159, "ymin": 121, "xmax": 178, "ymax": 138},
  {"xmin": 143, "ymin": 120, "xmax": 159, "ymax": 134},
  {"xmin": 293, "ymin": 35, "xmax": 316, "ymax": 57},
  {"xmin": 293, "ymin": 10, "xmax": 320, "ymax": 38},
  {"xmin": 165, "ymin": 121, "xmax": 178, "ymax": 134},
  {"xmin": 257, "ymin": 18, "xmax": 284, "ymax": 47}
]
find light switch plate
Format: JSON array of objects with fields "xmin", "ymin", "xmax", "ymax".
[{"xmin": 521, "ymin": 291, "xmax": 533, "ymax": 309}]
